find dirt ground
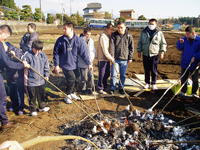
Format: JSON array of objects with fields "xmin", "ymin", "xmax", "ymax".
[{"xmin": 1, "ymin": 28, "xmax": 200, "ymax": 149}]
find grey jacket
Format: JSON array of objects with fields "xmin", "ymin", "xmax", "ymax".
[
  {"xmin": 137, "ymin": 27, "xmax": 167, "ymax": 57},
  {"xmin": 20, "ymin": 31, "xmax": 39, "ymax": 52},
  {"xmin": 22, "ymin": 50, "xmax": 49, "ymax": 86},
  {"xmin": 110, "ymin": 30, "xmax": 134, "ymax": 60}
]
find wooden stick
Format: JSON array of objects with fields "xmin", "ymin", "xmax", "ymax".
[{"xmin": 20, "ymin": 136, "xmax": 99, "ymax": 149}]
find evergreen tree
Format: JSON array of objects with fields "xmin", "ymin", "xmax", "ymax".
[
  {"xmin": 0, "ymin": 0, "xmax": 17, "ymax": 10},
  {"xmin": 20, "ymin": 5, "xmax": 33, "ymax": 21},
  {"xmin": 46, "ymin": 13, "xmax": 54, "ymax": 24},
  {"xmin": 76, "ymin": 11, "xmax": 84, "ymax": 26},
  {"xmin": 33, "ymin": 8, "xmax": 44, "ymax": 22}
]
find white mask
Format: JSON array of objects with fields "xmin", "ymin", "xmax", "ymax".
[{"xmin": 148, "ymin": 25, "xmax": 156, "ymax": 30}]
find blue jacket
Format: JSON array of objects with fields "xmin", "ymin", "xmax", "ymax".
[
  {"xmin": 176, "ymin": 35, "xmax": 200, "ymax": 69},
  {"xmin": 53, "ymin": 33, "xmax": 91, "ymax": 71},
  {"xmin": 20, "ymin": 31, "xmax": 39, "ymax": 52},
  {"xmin": 5, "ymin": 42, "xmax": 24, "ymax": 84},
  {"xmin": 22, "ymin": 50, "xmax": 49, "ymax": 86},
  {"xmin": 0, "ymin": 42, "xmax": 24, "ymax": 74}
]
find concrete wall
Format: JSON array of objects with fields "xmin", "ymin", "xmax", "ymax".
[{"xmin": 0, "ymin": 20, "xmax": 57, "ymax": 32}]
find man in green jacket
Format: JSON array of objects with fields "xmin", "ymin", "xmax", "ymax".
[{"xmin": 137, "ymin": 18, "xmax": 167, "ymax": 90}]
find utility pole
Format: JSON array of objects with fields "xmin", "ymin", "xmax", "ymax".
[
  {"xmin": 70, "ymin": 0, "xmax": 74, "ymax": 17},
  {"xmin": 191, "ymin": 17, "xmax": 193, "ymax": 26},
  {"xmin": 40, "ymin": 0, "xmax": 42, "ymax": 21},
  {"xmin": 62, "ymin": 3, "xmax": 63, "ymax": 25}
]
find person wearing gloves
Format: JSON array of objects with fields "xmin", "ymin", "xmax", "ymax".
[
  {"xmin": 79, "ymin": 27, "xmax": 96, "ymax": 95},
  {"xmin": 176, "ymin": 26, "xmax": 200, "ymax": 98},
  {"xmin": 137, "ymin": 18, "xmax": 167, "ymax": 90}
]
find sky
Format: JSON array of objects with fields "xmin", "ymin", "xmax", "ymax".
[{"xmin": 15, "ymin": 0, "xmax": 200, "ymax": 19}]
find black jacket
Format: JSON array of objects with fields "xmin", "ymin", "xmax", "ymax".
[{"xmin": 110, "ymin": 30, "xmax": 134, "ymax": 60}]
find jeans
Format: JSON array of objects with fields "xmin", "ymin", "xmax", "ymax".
[
  {"xmin": 181, "ymin": 67, "xmax": 199, "ymax": 94},
  {"xmin": 7, "ymin": 81, "xmax": 24, "ymax": 111},
  {"xmin": 110, "ymin": 60, "xmax": 128, "ymax": 90}
]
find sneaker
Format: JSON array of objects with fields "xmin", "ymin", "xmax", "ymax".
[
  {"xmin": 152, "ymin": 84, "xmax": 158, "ymax": 90},
  {"xmin": 18, "ymin": 110, "xmax": 23, "ymax": 115},
  {"xmin": 31, "ymin": 112, "xmax": 37, "ymax": 116},
  {"xmin": 192, "ymin": 94, "xmax": 199, "ymax": 98},
  {"xmin": 1, "ymin": 122, "xmax": 18, "ymax": 130},
  {"xmin": 39, "ymin": 107, "xmax": 50, "ymax": 112},
  {"xmin": 119, "ymin": 89, "xmax": 125, "ymax": 95},
  {"xmin": 144, "ymin": 83, "xmax": 150, "ymax": 89},
  {"xmin": 9, "ymin": 107, "xmax": 14, "ymax": 112},
  {"xmin": 179, "ymin": 92, "xmax": 186, "ymax": 96},
  {"xmin": 71, "ymin": 93, "xmax": 80, "ymax": 100},
  {"xmin": 88, "ymin": 89, "xmax": 93, "ymax": 95},
  {"xmin": 64, "ymin": 95, "xmax": 73, "ymax": 104},
  {"xmin": 109, "ymin": 90, "xmax": 115, "ymax": 95},
  {"xmin": 98, "ymin": 90, "xmax": 103, "ymax": 94}
]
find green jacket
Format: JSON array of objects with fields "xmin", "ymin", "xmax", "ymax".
[{"xmin": 137, "ymin": 27, "xmax": 167, "ymax": 57}]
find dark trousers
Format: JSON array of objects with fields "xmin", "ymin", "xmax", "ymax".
[
  {"xmin": 98, "ymin": 61, "xmax": 110, "ymax": 90},
  {"xmin": 181, "ymin": 67, "xmax": 199, "ymax": 94},
  {"xmin": 0, "ymin": 74, "xmax": 8, "ymax": 126},
  {"xmin": 7, "ymin": 81, "xmax": 24, "ymax": 111},
  {"xmin": 26, "ymin": 84, "xmax": 46, "ymax": 113},
  {"xmin": 80, "ymin": 67, "xmax": 93, "ymax": 91},
  {"xmin": 63, "ymin": 68, "xmax": 81, "ymax": 95},
  {"xmin": 143, "ymin": 55, "xmax": 159, "ymax": 85}
]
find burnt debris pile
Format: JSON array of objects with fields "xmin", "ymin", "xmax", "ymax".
[{"xmin": 58, "ymin": 109, "xmax": 200, "ymax": 150}]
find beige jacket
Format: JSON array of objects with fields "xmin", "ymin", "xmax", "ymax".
[{"xmin": 97, "ymin": 30, "xmax": 113, "ymax": 61}]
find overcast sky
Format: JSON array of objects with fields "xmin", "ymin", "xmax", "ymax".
[{"xmin": 15, "ymin": 0, "xmax": 200, "ymax": 19}]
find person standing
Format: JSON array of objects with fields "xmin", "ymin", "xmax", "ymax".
[
  {"xmin": 176, "ymin": 26, "xmax": 200, "ymax": 97},
  {"xmin": 137, "ymin": 18, "xmax": 167, "ymax": 90},
  {"xmin": 79, "ymin": 27, "xmax": 96, "ymax": 95},
  {"xmin": 4, "ymin": 42, "xmax": 25, "ymax": 115},
  {"xmin": 97, "ymin": 23, "xmax": 114, "ymax": 94},
  {"xmin": 110, "ymin": 21, "xmax": 134, "ymax": 95},
  {"xmin": 53, "ymin": 22, "xmax": 92, "ymax": 104},
  {"xmin": 0, "ymin": 25, "xmax": 29, "ymax": 130},
  {"xmin": 22, "ymin": 40, "xmax": 50, "ymax": 116},
  {"xmin": 20, "ymin": 23, "xmax": 39, "ymax": 52}
]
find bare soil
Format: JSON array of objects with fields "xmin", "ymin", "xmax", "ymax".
[{"xmin": 1, "ymin": 28, "xmax": 200, "ymax": 149}]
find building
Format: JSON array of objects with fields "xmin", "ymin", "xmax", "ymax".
[
  {"xmin": 83, "ymin": 2, "xmax": 102, "ymax": 21},
  {"xmin": 173, "ymin": 23, "xmax": 181, "ymax": 30},
  {"xmin": 119, "ymin": 9, "xmax": 135, "ymax": 21}
]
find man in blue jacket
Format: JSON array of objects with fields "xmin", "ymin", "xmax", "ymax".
[
  {"xmin": 53, "ymin": 22, "xmax": 92, "ymax": 104},
  {"xmin": 0, "ymin": 25, "xmax": 29, "ymax": 130},
  {"xmin": 176, "ymin": 26, "xmax": 200, "ymax": 97}
]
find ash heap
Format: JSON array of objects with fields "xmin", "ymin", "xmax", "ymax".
[{"xmin": 59, "ymin": 106, "xmax": 200, "ymax": 150}]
